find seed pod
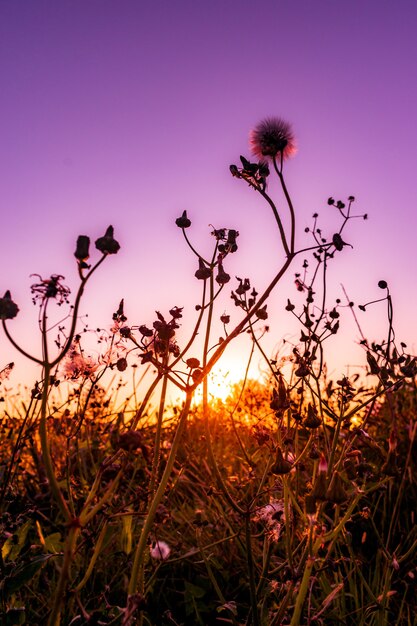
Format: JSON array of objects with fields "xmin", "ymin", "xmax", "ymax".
[
  {"xmin": 325, "ymin": 471, "xmax": 348, "ymax": 504},
  {"xmin": 304, "ymin": 404, "xmax": 321, "ymax": 429},
  {"xmin": 186, "ymin": 358, "xmax": 200, "ymax": 369},
  {"xmin": 271, "ymin": 447, "xmax": 293, "ymax": 475}
]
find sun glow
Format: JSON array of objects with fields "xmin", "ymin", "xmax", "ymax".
[{"xmin": 192, "ymin": 368, "xmax": 236, "ymax": 404}]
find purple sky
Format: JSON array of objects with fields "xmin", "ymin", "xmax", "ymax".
[{"xmin": 1, "ymin": 1, "xmax": 416, "ymax": 393}]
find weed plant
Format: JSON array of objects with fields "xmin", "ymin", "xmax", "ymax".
[{"xmin": 0, "ymin": 118, "xmax": 416, "ymax": 625}]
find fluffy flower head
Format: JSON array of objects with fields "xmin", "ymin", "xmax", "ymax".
[{"xmin": 250, "ymin": 117, "xmax": 296, "ymax": 161}]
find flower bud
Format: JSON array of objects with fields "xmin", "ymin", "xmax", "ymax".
[
  {"xmin": 255, "ymin": 305, "xmax": 268, "ymax": 320},
  {"xmin": 0, "ymin": 291, "xmax": 19, "ymax": 320},
  {"xmin": 304, "ymin": 404, "xmax": 321, "ymax": 429},
  {"xmin": 271, "ymin": 447, "xmax": 293, "ymax": 475},
  {"xmin": 332, "ymin": 233, "xmax": 345, "ymax": 251},
  {"xmin": 116, "ymin": 357, "xmax": 128, "ymax": 372},
  {"xmin": 186, "ymin": 358, "xmax": 200, "ymax": 369},
  {"xmin": 216, "ymin": 263, "xmax": 230, "ymax": 285},
  {"xmin": 74, "ymin": 235, "xmax": 90, "ymax": 261},
  {"xmin": 175, "ymin": 210, "xmax": 191, "ymax": 228},
  {"xmin": 95, "ymin": 226, "xmax": 120, "ymax": 254},
  {"xmin": 195, "ymin": 258, "xmax": 212, "ymax": 280},
  {"xmin": 118, "ymin": 430, "xmax": 143, "ymax": 451},
  {"xmin": 325, "ymin": 471, "xmax": 348, "ymax": 504}
]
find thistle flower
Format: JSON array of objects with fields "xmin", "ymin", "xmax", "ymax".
[{"xmin": 250, "ymin": 117, "xmax": 296, "ymax": 161}]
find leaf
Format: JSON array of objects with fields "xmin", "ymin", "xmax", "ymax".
[
  {"xmin": 5, "ymin": 607, "xmax": 26, "ymax": 626},
  {"xmin": 184, "ymin": 581, "xmax": 206, "ymax": 599},
  {"xmin": 121, "ymin": 512, "xmax": 133, "ymax": 555},
  {"xmin": 44, "ymin": 533, "xmax": 63, "ymax": 555},
  {"xmin": 2, "ymin": 520, "xmax": 31, "ymax": 561},
  {"xmin": 2, "ymin": 554, "xmax": 52, "ymax": 598}
]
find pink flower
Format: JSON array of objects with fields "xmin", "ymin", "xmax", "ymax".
[
  {"xmin": 61, "ymin": 344, "xmax": 98, "ymax": 380},
  {"xmin": 150, "ymin": 540, "xmax": 171, "ymax": 560},
  {"xmin": 250, "ymin": 117, "xmax": 296, "ymax": 161}
]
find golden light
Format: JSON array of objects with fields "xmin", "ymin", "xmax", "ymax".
[{"xmin": 192, "ymin": 367, "xmax": 236, "ymax": 404}]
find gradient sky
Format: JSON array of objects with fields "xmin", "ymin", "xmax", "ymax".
[{"xmin": 1, "ymin": 0, "xmax": 416, "ymax": 395}]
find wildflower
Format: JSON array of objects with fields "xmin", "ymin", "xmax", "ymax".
[
  {"xmin": 250, "ymin": 117, "xmax": 296, "ymax": 161},
  {"xmin": 61, "ymin": 343, "xmax": 98, "ymax": 379},
  {"xmin": 95, "ymin": 225, "xmax": 120, "ymax": 255},
  {"xmin": 254, "ymin": 500, "xmax": 286, "ymax": 542},
  {"xmin": 0, "ymin": 291, "xmax": 19, "ymax": 320},
  {"xmin": 150, "ymin": 540, "xmax": 171, "ymax": 560},
  {"xmin": 30, "ymin": 275, "xmax": 70, "ymax": 305}
]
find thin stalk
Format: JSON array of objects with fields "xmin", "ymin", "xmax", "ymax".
[
  {"xmin": 245, "ymin": 512, "xmax": 260, "ymax": 626},
  {"xmin": 47, "ymin": 526, "xmax": 80, "ymax": 626},
  {"xmin": 127, "ymin": 392, "xmax": 192, "ymax": 597}
]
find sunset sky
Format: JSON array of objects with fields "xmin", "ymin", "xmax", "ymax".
[{"xmin": 1, "ymin": 1, "xmax": 416, "ymax": 395}]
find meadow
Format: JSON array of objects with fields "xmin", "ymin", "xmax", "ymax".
[{"xmin": 1, "ymin": 118, "xmax": 416, "ymax": 626}]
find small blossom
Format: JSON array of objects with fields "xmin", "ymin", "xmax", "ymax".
[
  {"xmin": 250, "ymin": 117, "xmax": 296, "ymax": 161},
  {"xmin": 0, "ymin": 291, "xmax": 19, "ymax": 320},
  {"xmin": 61, "ymin": 344, "xmax": 98, "ymax": 380},
  {"xmin": 150, "ymin": 540, "xmax": 171, "ymax": 560}
]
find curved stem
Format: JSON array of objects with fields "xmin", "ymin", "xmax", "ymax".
[
  {"xmin": 50, "ymin": 254, "xmax": 107, "ymax": 368},
  {"xmin": 2, "ymin": 320, "xmax": 43, "ymax": 364}
]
